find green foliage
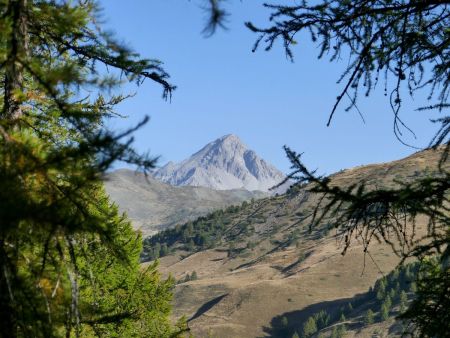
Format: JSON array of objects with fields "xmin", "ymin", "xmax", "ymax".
[
  {"xmin": 314, "ymin": 310, "xmax": 330, "ymax": 329},
  {"xmin": 142, "ymin": 203, "xmax": 251, "ymax": 260},
  {"xmin": 278, "ymin": 255, "xmax": 421, "ymax": 336},
  {"xmin": 400, "ymin": 258, "xmax": 450, "ymax": 338},
  {"xmin": 247, "ymin": 240, "xmax": 256, "ymax": 250},
  {"xmin": 330, "ymin": 324, "xmax": 346, "ymax": 338},
  {"xmin": 292, "ymin": 331, "xmax": 300, "ymax": 338},
  {"xmin": 302, "ymin": 316, "xmax": 318, "ymax": 337},
  {"xmin": 384, "ymin": 294, "xmax": 392, "ymax": 310},
  {"xmin": 179, "ymin": 271, "xmax": 198, "ymax": 284},
  {"xmin": 246, "ymin": 1, "xmax": 450, "ymax": 336},
  {"xmin": 0, "ymin": 0, "xmax": 181, "ymax": 336},
  {"xmin": 190, "ymin": 271, "xmax": 198, "ymax": 281},
  {"xmin": 76, "ymin": 201, "xmax": 176, "ymax": 337},
  {"xmin": 297, "ymin": 251, "xmax": 307, "ymax": 263},
  {"xmin": 346, "ymin": 302, "xmax": 353, "ymax": 312},
  {"xmin": 281, "ymin": 316, "xmax": 289, "ymax": 327},
  {"xmin": 187, "ymin": 239, "xmax": 195, "ymax": 252},
  {"xmin": 305, "ymin": 263, "xmax": 419, "ymax": 334},
  {"xmin": 376, "ymin": 288, "xmax": 384, "ymax": 301},
  {"xmin": 365, "ymin": 309, "xmax": 374, "ymax": 326},
  {"xmin": 380, "ymin": 303, "xmax": 390, "ymax": 322},
  {"xmin": 336, "ymin": 324, "xmax": 346, "ymax": 338},
  {"xmin": 399, "ymin": 291, "xmax": 408, "ymax": 313}
]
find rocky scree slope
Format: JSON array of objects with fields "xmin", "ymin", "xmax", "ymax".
[{"xmin": 152, "ymin": 134, "xmax": 287, "ymax": 192}]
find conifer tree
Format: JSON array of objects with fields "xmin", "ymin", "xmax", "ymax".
[
  {"xmin": 331, "ymin": 326, "xmax": 339, "ymax": 338},
  {"xmin": 380, "ymin": 303, "xmax": 390, "ymax": 321},
  {"xmin": 191, "ymin": 270, "xmax": 198, "ymax": 281},
  {"xmin": 244, "ymin": 1, "xmax": 450, "ymax": 336},
  {"xmin": 314, "ymin": 309, "xmax": 330, "ymax": 329},
  {"xmin": 399, "ymin": 290, "xmax": 408, "ymax": 313},
  {"xmin": 331, "ymin": 324, "xmax": 346, "ymax": 338},
  {"xmin": 75, "ymin": 198, "xmax": 175, "ymax": 337},
  {"xmin": 0, "ymin": 0, "xmax": 179, "ymax": 336},
  {"xmin": 400, "ymin": 258, "xmax": 450, "ymax": 336},
  {"xmin": 347, "ymin": 302, "xmax": 353, "ymax": 312},
  {"xmin": 302, "ymin": 316, "xmax": 318, "ymax": 337},
  {"xmin": 337, "ymin": 324, "xmax": 346, "ymax": 338},
  {"xmin": 365, "ymin": 309, "xmax": 375, "ymax": 326}
]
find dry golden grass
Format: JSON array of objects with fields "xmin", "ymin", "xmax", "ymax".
[{"xmin": 151, "ymin": 148, "xmax": 447, "ymax": 337}]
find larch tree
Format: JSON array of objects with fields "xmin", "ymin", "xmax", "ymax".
[
  {"xmin": 238, "ymin": 0, "xmax": 449, "ymax": 336},
  {"xmin": 0, "ymin": 0, "xmax": 184, "ymax": 337}
]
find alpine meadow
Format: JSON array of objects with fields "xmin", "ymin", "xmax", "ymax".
[{"xmin": 0, "ymin": 1, "xmax": 449, "ymax": 338}]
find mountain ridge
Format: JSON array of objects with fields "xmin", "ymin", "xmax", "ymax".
[
  {"xmin": 153, "ymin": 134, "xmax": 287, "ymax": 192},
  {"xmin": 143, "ymin": 147, "xmax": 448, "ymax": 338},
  {"xmin": 104, "ymin": 169, "xmax": 266, "ymax": 236}
]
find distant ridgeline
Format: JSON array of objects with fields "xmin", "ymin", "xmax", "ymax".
[{"xmin": 271, "ymin": 262, "xmax": 420, "ymax": 338}]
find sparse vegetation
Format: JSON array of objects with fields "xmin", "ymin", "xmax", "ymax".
[
  {"xmin": 365, "ymin": 309, "xmax": 375, "ymax": 326},
  {"xmin": 271, "ymin": 262, "xmax": 421, "ymax": 338},
  {"xmin": 246, "ymin": 1, "xmax": 450, "ymax": 335},
  {"xmin": 178, "ymin": 271, "xmax": 198, "ymax": 284},
  {"xmin": 142, "ymin": 148, "xmax": 446, "ymax": 337},
  {"xmin": 302, "ymin": 316, "xmax": 318, "ymax": 337}
]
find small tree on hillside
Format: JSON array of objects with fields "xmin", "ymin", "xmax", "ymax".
[
  {"xmin": 347, "ymin": 302, "xmax": 353, "ymax": 312},
  {"xmin": 303, "ymin": 316, "xmax": 318, "ymax": 337},
  {"xmin": 365, "ymin": 309, "xmax": 375, "ymax": 326},
  {"xmin": 187, "ymin": 239, "xmax": 195, "ymax": 252},
  {"xmin": 337, "ymin": 324, "xmax": 347, "ymax": 338},
  {"xmin": 191, "ymin": 271, "xmax": 198, "ymax": 281},
  {"xmin": 399, "ymin": 290, "xmax": 408, "ymax": 313},
  {"xmin": 331, "ymin": 324, "xmax": 346, "ymax": 338},
  {"xmin": 380, "ymin": 303, "xmax": 390, "ymax": 322},
  {"xmin": 315, "ymin": 309, "xmax": 330, "ymax": 329}
]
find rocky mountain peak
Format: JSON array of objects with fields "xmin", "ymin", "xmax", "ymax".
[
  {"xmin": 218, "ymin": 133, "xmax": 243, "ymax": 145},
  {"xmin": 152, "ymin": 135, "xmax": 287, "ymax": 192}
]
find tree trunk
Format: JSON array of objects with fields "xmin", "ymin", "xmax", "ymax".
[
  {"xmin": 3, "ymin": 0, "xmax": 29, "ymax": 120},
  {"xmin": 0, "ymin": 239, "xmax": 17, "ymax": 338},
  {"xmin": 0, "ymin": 2, "xmax": 29, "ymax": 337}
]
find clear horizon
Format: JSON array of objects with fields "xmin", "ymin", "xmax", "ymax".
[{"xmin": 100, "ymin": 1, "xmax": 441, "ymax": 175}]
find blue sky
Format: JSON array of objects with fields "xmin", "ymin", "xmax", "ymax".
[{"xmin": 100, "ymin": 1, "xmax": 440, "ymax": 174}]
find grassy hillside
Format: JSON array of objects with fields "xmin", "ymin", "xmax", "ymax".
[
  {"xmin": 144, "ymin": 148, "xmax": 447, "ymax": 337},
  {"xmin": 269, "ymin": 262, "xmax": 420, "ymax": 338}
]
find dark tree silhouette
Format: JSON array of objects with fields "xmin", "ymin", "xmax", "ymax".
[
  {"xmin": 0, "ymin": 1, "xmax": 181, "ymax": 336},
  {"xmin": 242, "ymin": 1, "xmax": 449, "ymax": 336},
  {"xmin": 246, "ymin": 1, "xmax": 450, "ymax": 145}
]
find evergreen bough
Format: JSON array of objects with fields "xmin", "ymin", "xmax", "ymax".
[{"xmin": 0, "ymin": 1, "xmax": 182, "ymax": 337}]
